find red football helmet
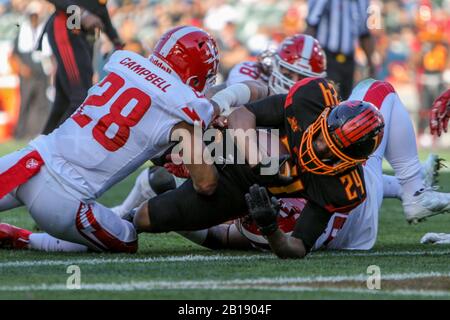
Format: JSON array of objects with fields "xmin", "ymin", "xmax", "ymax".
[
  {"xmin": 152, "ymin": 26, "xmax": 219, "ymax": 94},
  {"xmin": 269, "ymin": 34, "xmax": 327, "ymax": 94}
]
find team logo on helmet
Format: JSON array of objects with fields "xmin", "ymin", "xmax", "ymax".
[{"xmin": 152, "ymin": 25, "xmax": 219, "ymax": 94}]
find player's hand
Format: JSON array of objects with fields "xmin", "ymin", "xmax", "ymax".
[
  {"xmin": 245, "ymin": 184, "xmax": 279, "ymax": 236},
  {"xmin": 164, "ymin": 154, "xmax": 190, "ymax": 178},
  {"xmin": 81, "ymin": 10, "xmax": 104, "ymax": 32},
  {"xmin": 430, "ymin": 88, "xmax": 450, "ymax": 137},
  {"xmin": 211, "ymin": 115, "xmax": 228, "ymax": 129}
]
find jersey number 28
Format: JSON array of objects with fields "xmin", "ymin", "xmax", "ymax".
[{"xmin": 72, "ymin": 72, "xmax": 151, "ymax": 152}]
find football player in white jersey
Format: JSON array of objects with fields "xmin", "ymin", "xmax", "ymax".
[{"xmin": 0, "ymin": 26, "xmax": 224, "ymax": 252}]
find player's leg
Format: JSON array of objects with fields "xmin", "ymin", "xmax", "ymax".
[
  {"xmin": 178, "ymin": 223, "xmax": 254, "ymax": 250},
  {"xmin": 382, "ymin": 174, "xmax": 402, "ymax": 199},
  {"xmin": 112, "ymin": 166, "xmax": 178, "ymax": 218},
  {"xmin": 384, "ymin": 93, "xmax": 450, "ymax": 221},
  {"xmin": 350, "ymin": 80, "xmax": 450, "ymax": 222},
  {"xmin": 134, "ymin": 169, "xmax": 250, "ymax": 233},
  {"xmin": 0, "ymin": 147, "xmax": 38, "ymax": 212},
  {"xmin": 42, "ymin": 72, "xmax": 70, "ymax": 134},
  {"xmin": 382, "ymin": 154, "xmax": 443, "ymax": 199},
  {"xmin": 43, "ymin": 14, "xmax": 92, "ymax": 134},
  {"xmin": 12, "ymin": 166, "xmax": 138, "ymax": 253}
]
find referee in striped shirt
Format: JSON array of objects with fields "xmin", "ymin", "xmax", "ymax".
[{"xmin": 305, "ymin": 0, "xmax": 375, "ymax": 99}]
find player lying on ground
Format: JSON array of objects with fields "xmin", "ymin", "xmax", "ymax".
[
  {"xmin": 114, "ymin": 34, "xmax": 445, "ymax": 226},
  {"xmin": 0, "ymin": 26, "xmax": 225, "ymax": 252},
  {"xmin": 129, "ymin": 78, "xmax": 386, "ymax": 259},
  {"xmin": 172, "ymin": 78, "xmax": 450, "ymax": 255}
]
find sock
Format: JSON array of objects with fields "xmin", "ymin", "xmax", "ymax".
[
  {"xmin": 117, "ymin": 168, "xmax": 155, "ymax": 218},
  {"xmin": 29, "ymin": 233, "xmax": 88, "ymax": 252},
  {"xmin": 382, "ymin": 175, "xmax": 402, "ymax": 199}
]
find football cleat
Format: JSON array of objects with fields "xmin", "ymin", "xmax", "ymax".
[
  {"xmin": 403, "ymin": 188, "xmax": 450, "ymax": 224},
  {"xmin": 420, "ymin": 232, "xmax": 450, "ymax": 244},
  {"xmin": 0, "ymin": 223, "xmax": 32, "ymax": 249},
  {"xmin": 421, "ymin": 154, "xmax": 446, "ymax": 188}
]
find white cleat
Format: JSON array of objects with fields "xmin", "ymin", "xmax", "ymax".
[
  {"xmin": 421, "ymin": 154, "xmax": 446, "ymax": 188},
  {"xmin": 420, "ymin": 232, "xmax": 450, "ymax": 244},
  {"xmin": 403, "ymin": 188, "xmax": 450, "ymax": 224}
]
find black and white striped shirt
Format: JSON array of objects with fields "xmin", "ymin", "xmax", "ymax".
[{"xmin": 307, "ymin": 0, "xmax": 370, "ymax": 56}]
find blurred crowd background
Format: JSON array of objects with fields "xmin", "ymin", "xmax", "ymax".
[{"xmin": 0, "ymin": 0, "xmax": 449, "ymax": 146}]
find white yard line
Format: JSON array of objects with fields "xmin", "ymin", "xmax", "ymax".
[
  {"xmin": 1, "ymin": 276, "xmax": 450, "ymax": 297},
  {"xmin": 0, "ymin": 254, "xmax": 274, "ymax": 268},
  {"xmin": 312, "ymin": 249, "xmax": 450, "ymax": 257},
  {"xmin": 1, "ymin": 249, "xmax": 450, "ymax": 268}
]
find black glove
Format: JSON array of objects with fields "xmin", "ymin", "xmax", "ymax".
[
  {"xmin": 245, "ymin": 184, "xmax": 280, "ymax": 236},
  {"xmin": 251, "ymin": 154, "xmax": 294, "ymax": 187}
]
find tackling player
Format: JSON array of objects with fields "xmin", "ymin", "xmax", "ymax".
[{"xmin": 0, "ymin": 26, "xmax": 221, "ymax": 252}]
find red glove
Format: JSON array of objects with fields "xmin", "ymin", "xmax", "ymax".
[
  {"xmin": 164, "ymin": 154, "xmax": 190, "ymax": 179},
  {"xmin": 430, "ymin": 88, "xmax": 450, "ymax": 137}
]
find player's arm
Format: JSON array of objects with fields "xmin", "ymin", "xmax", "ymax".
[
  {"xmin": 210, "ymin": 80, "xmax": 270, "ymax": 116},
  {"xmin": 245, "ymin": 185, "xmax": 306, "ymax": 258},
  {"xmin": 265, "ymin": 198, "xmax": 331, "ymax": 258},
  {"xmin": 46, "ymin": 0, "xmax": 105, "ymax": 31},
  {"xmin": 205, "ymin": 83, "xmax": 227, "ymax": 99},
  {"xmin": 170, "ymin": 121, "xmax": 218, "ymax": 195},
  {"xmin": 246, "ymin": 185, "xmax": 331, "ymax": 259},
  {"xmin": 96, "ymin": 6, "xmax": 122, "ymax": 46},
  {"xmin": 227, "ymin": 94, "xmax": 286, "ymax": 166}
]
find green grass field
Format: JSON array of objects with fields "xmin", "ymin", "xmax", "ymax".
[{"xmin": 0, "ymin": 141, "xmax": 449, "ymax": 300}]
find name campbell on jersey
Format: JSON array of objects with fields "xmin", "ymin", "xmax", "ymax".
[{"xmin": 30, "ymin": 50, "xmax": 214, "ymax": 200}]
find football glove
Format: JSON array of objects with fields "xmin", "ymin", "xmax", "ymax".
[
  {"xmin": 430, "ymin": 88, "xmax": 450, "ymax": 137},
  {"xmin": 245, "ymin": 184, "xmax": 280, "ymax": 236}
]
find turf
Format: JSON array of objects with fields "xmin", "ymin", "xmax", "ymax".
[{"xmin": 0, "ymin": 141, "xmax": 449, "ymax": 300}]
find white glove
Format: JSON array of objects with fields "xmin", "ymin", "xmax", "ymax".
[{"xmin": 420, "ymin": 232, "xmax": 450, "ymax": 244}]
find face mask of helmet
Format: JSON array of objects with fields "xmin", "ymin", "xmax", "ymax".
[
  {"xmin": 269, "ymin": 34, "xmax": 327, "ymax": 94},
  {"xmin": 299, "ymin": 108, "xmax": 368, "ymax": 175},
  {"xmin": 269, "ymin": 55, "xmax": 304, "ymax": 94}
]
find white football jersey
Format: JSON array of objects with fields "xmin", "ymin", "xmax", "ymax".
[
  {"xmin": 226, "ymin": 61, "xmax": 269, "ymax": 86},
  {"xmin": 30, "ymin": 50, "xmax": 214, "ymax": 200}
]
